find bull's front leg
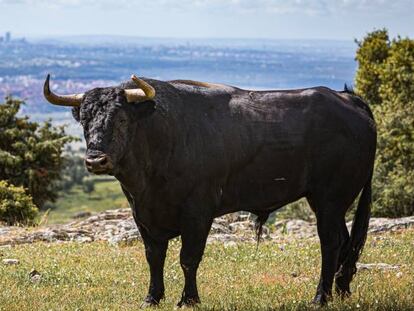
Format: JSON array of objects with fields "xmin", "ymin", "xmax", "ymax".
[
  {"xmin": 177, "ymin": 189, "xmax": 215, "ymax": 307},
  {"xmin": 138, "ymin": 225, "xmax": 168, "ymax": 308}
]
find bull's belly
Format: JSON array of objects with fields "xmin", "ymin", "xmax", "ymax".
[
  {"xmin": 216, "ymin": 146, "xmax": 309, "ymax": 215},
  {"xmin": 218, "ymin": 170, "xmax": 307, "ymax": 216}
]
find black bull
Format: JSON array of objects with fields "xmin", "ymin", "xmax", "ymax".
[{"xmin": 61, "ymin": 78, "xmax": 377, "ymax": 307}]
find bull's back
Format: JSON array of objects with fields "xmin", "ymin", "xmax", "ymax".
[{"xmin": 216, "ymin": 87, "xmax": 376, "ymax": 214}]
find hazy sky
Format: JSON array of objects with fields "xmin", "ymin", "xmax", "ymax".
[{"xmin": 0, "ymin": 0, "xmax": 413, "ymax": 40}]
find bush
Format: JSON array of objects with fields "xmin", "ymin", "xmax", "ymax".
[
  {"xmin": 0, "ymin": 180, "xmax": 38, "ymax": 225},
  {"xmin": 0, "ymin": 97, "xmax": 74, "ymax": 209},
  {"xmin": 82, "ymin": 177, "xmax": 95, "ymax": 194},
  {"xmin": 355, "ymin": 30, "xmax": 414, "ymax": 217}
]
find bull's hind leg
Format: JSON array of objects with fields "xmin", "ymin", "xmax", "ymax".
[
  {"xmin": 335, "ymin": 221, "xmax": 352, "ymax": 297},
  {"xmin": 335, "ymin": 177, "xmax": 373, "ymax": 299},
  {"xmin": 310, "ymin": 199, "xmax": 348, "ymax": 305}
]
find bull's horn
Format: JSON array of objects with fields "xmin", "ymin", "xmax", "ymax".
[
  {"xmin": 124, "ymin": 75, "xmax": 156, "ymax": 103},
  {"xmin": 43, "ymin": 74, "xmax": 84, "ymax": 107}
]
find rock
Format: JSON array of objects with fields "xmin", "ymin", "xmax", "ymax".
[
  {"xmin": 224, "ymin": 241, "xmax": 237, "ymax": 248},
  {"xmin": 40, "ymin": 229, "xmax": 70, "ymax": 242},
  {"xmin": 29, "ymin": 269, "xmax": 42, "ymax": 282},
  {"xmin": 3, "ymin": 258, "xmax": 19, "ymax": 265},
  {"xmin": 72, "ymin": 211, "xmax": 92, "ymax": 219},
  {"xmin": 210, "ymin": 222, "xmax": 231, "ymax": 234},
  {"xmin": 0, "ymin": 209, "xmax": 413, "ymax": 246},
  {"xmin": 74, "ymin": 236, "xmax": 93, "ymax": 243},
  {"xmin": 272, "ymin": 219, "xmax": 316, "ymax": 239},
  {"xmin": 367, "ymin": 216, "xmax": 414, "ymax": 233},
  {"xmin": 357, "ymin": 262, "xmax": 399, "ymax": 271},
  {"xmin": 229, "ymin": 221, "xmax": 254, "ymax": 232}
]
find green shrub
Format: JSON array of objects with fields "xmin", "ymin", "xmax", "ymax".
[
  {"xmin": 0, "ymin": 97, "xmax": 74, "ymax": 209},
  {"xmin": 355, "ymin": 30, "xmax": 414, "ymax": 217},
  {"xmin": 0, "ymin": 180, "xmax": 38, "ymax": 225}
]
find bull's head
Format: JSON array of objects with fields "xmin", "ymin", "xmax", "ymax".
[{"xmin": 43, "ymin": 74, "xmax": 156, "ymax": 175}]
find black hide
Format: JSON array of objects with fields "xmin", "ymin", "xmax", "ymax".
[{"xmin": 72, "ymin": 78, "xmax": 376, "ymax": 307}]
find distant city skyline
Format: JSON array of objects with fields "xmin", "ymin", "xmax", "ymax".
[{"xmin": 0, "ymin": 0, "xmax": 413, "ymax": 40}]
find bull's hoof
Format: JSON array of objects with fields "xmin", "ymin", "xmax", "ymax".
[
  {"xmin": 312, "ymin": 293, "xmax": 330, "ymax": 306},
  {"xmin": 176, "ymin": 296, "xmax": 200, "ymax": 308},
  {"xmin": 335, "ymin": 276, "xmax": 352, "ymax": 299},
  {"xmin": 140, "ymin": 295, "xmax": 163, "ymax": 309},
  {"xmin": 335, "ymin": 285, "xmax": 351, "ymax": 299}
]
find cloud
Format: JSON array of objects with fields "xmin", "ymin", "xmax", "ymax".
[{"xmin": 1, "ymin": 0, "xmax": 413, "ymax": 16}]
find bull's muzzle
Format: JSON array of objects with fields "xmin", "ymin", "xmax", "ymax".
[{"xmin": 84, "ymin": 154, "xmax": 114, "ymax": 174}]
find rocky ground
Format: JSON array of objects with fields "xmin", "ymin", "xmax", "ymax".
[{"xmin": 1, "ymin": 208, "xmax": 413, "ymax": 247}]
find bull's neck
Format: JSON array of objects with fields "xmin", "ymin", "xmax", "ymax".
[{"xmin": 114, "ymin": 111, "xmax": 173, "ymax": 197}]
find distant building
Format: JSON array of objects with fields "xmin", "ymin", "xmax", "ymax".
[{"xmin": 5, "ymin": 32, "xmax": 11, "ymax": 42}]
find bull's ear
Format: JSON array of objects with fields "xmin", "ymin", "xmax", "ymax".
[{"xmin": 72, "ymin": 106, "xmax": 80, "ymax": 122}]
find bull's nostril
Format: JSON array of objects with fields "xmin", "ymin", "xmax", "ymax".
[
  {"xmin": 84, "ymin": 154, "xmax": 112, "ymax": 172},
  {"xmin": 99, "ymin": 157, "xmax": 108, "ymax": 166}
]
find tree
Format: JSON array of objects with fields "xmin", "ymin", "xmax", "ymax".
[
  {"xmin": 355, "ymin": 29, "xmax": 390, "ymax": 107},
  {"xmin": 355, "ymin": 30, "xmax": 414, "ymax": 216},
  {"xmin": 0, "ymin": 97, "xmax": 74, "ymax": 209}
]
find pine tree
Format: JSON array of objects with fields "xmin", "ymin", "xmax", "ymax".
[{"xmin": 0, "ymin": 97, "xmax": 74, "ymax": 209}]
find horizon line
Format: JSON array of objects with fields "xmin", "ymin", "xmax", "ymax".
[{"xmin": 5, "ymin": 32, "xmax": 358, "ymax": 43}]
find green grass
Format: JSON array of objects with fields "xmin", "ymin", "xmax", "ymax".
[
  {"xmin": 45, "ymin": 179, "xmax": 127, "ymax": 224},
  {"xmin": 1, "ymin": 230, "xmax": 413, "ymax": 310}
]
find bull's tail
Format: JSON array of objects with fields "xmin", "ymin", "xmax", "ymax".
[
  {"xmin": 342, "ymin": 171, "xmax": 373, "ymax": 277},
  {"xmin": 255, "ymin": 212, "xmax": 269, "ymax": 244},
  {"xmin": 253, "ymin": 212, "xmax": 269, "ymax": 255}
]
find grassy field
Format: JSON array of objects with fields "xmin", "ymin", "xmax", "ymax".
[
  {"xmin": 1, "ymin": 229, "xmax": 413, "ymax": 310},
  {"xmin": 45, "ymin": 179, "xmax": 127, "ymax": 224}
]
